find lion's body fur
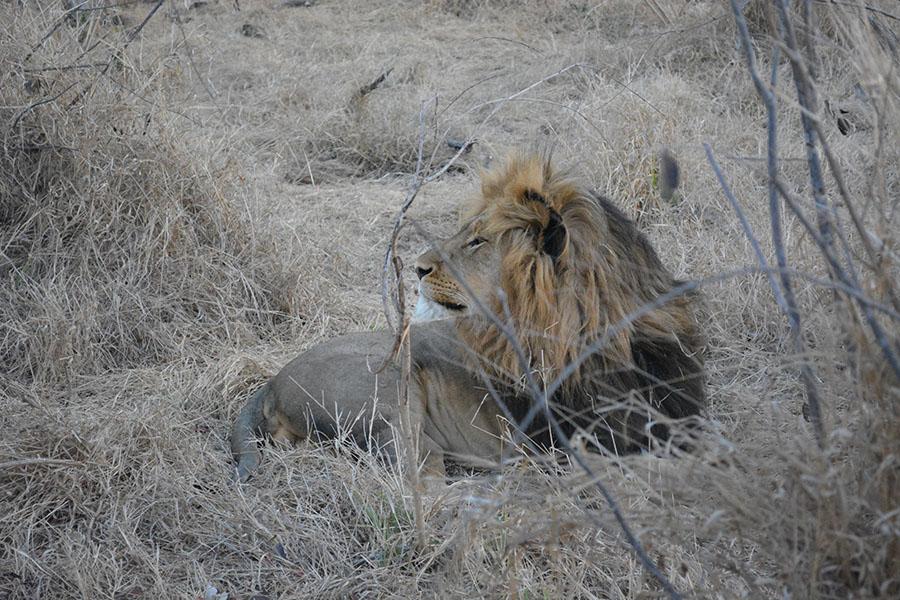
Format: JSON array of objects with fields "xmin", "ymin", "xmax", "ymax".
[{"xmin": 231, "ymin": 152, "xmax": 705, "ymax": 482}]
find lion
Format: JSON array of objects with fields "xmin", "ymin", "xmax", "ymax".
[{"xmin": 231, "ymin": 152, "xmax": 705, "ymax": 485}]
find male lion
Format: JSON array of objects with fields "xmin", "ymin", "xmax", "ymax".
[{"xmin": 231, "ymin": 152, "xmax": 705, "ymax": 484}]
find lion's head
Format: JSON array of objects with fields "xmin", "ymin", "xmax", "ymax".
[{"xmin": 415, "ymin": 152, "xmax": 705, "ymax": 447}]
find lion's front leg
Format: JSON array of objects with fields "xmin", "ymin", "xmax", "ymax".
[
  {"xmin": 396, "ymin": 383, "xmax": 448, "ymax": 493},
  {"xmin": 418, "ymin": 433, "xmax": 448, "ymax": 493}
]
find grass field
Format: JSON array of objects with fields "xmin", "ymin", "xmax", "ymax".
[{"xmin": 1, "ymin": 0, "xmax": 897, "ymax": 598}]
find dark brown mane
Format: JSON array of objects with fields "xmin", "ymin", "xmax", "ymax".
[{"xmin": 457, "ymin": 152, "xmax": 706, "ymax": 451}]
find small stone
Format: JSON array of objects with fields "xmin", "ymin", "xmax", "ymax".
[{"xmin": 240, "ymin": 23, "xmax": 265, "ymax": 38}]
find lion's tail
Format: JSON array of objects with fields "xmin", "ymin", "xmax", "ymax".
[{"xmin": 230, "ymin": 383, "xmax": 269, "ymax": 482}]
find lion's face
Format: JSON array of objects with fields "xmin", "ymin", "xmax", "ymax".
[
  {"xmin": 413, "ymin": 217, "xmax": 502, "ymax": 320},
  {"xmin": 408, "ymin": 152, "xmax": 704, "ymax": 442},
  {"xmin": 412, "ymin": 157, "xmax": 570, "ymax": 323}
]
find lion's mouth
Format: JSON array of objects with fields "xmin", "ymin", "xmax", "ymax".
[{"xmin": 412, "ymin": 292, "xmax": 467, "ymax": 322}]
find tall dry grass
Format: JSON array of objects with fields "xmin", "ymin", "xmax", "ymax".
[
  {"xmin": 0, "ymin": 3, "xmax": 304, "ymax": 386},
  {"xmin": 0, "ymin": 0, "xmax": 897, "ymax": 598}
]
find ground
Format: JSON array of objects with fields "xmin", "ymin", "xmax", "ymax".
[{"xmin": 1, "ymin": 1, "xmax": 897, "ymax": 598}]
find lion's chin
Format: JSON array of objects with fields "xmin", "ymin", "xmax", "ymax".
[{"xmin": 412, "ymin": 294, "xmax": 465, "ymax": 322}]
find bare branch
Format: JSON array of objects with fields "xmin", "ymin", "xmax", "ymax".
[
  {"xmin": 774, "ymin": 180, "xmax": 900, "ymax": 380},
  {"xmin": 705, "ymin": 139, "xmax": 825, "ymax": 446},
  {"xmin": 776, "ymin": 0, "xmax": 834, "ymax": 258},
  {"xmin": 729, "ymin": 0, "xmax": 824, "ymax": 445}
]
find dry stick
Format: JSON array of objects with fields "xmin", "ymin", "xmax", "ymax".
[
  {"xmin": 23, "ymin": 0, "xmax": 89, "ymax": 62},
  {"xmin": 706, "ymin": 142, "xmax": 826, "ymax": 446},
  {"xmin": 406, "ymin": 226, "xmax": 696, "ymax": 600},
  {"xmin": 57, "ymin": 0, "xmax": 163, "ymax": 112},
  {"xmin": 173, "ymin": 6, "xmax": 225, "ymax": 123},
  {"xmin": 816, "ymin": 0, "xmax": 900, "ymax": 22},
  {"xmin": 773, "ymin": 1, "xmax": 900, "ymax": 388},
  {"xmin": 354, "ymin": 68, "xmax": 393, "ymax": 100},
  {"xmin": 23, "ymin": 63, "xmax": 108, "ymax": 73},
  {"xmin": 376, "ymin": 100, "xmax": 433, "ymax": 551},
  {"xmin": 776, "ymin": 1, "xmax": 834, "ymax": 255},
  {"xmin": 96, "ymin": 69, "xmax": 202, "ymax": 126},
  {"xmin": 8, "ymin": 81, "xmax": 78, "ymax": 132},
  {"xmin": 424, "ymin": 63, "xmax": 618, "ymax": 184},
  {"xmin": 535, "ymin": 259, "xmax": 831, "ymax": 433},
  {"xmin": 807, "ymin": 117, "xmax": 900, "ymax": 314},
  {"xmin": 436, "ymin": 72, "xmax": 504, "ymax": 119},
  {"xmin": 774, "ymin": 3, "xmax": 900, "ymax": 379},
  {"xmin": 398, "ymin": 325, "xmax": 425, "ymax": 551},
  {"xmin": 773, "ymin": 180, "xmax": 900, "ymax": 380},
  {"xmin": 378, "ymin": 98, "xmax": 435, "ymax": 354},
  {"xmin": 730, "ymin": 0, "xmax": 824, "ymax": 446},
  {"xmin": 425, "ymin": 63, "xmax": 592, "ymax": 184},
  {"xmin": 470, "ymin": 37, "xmax": 543, "ymax": 54},
  {"xmin": 543, "ymin": 412, "xmax": 682, "ymax": 599},
  {"xmin": 494, "ymin": 312, "xmax": 683, "ymax": 598},
  {"xmin": 99, "ymin": 0, "xmax": 163, "ymax": 78},
  {"xmin": 800, "ymin": 0, "xmax": 820, "ymax": 81},
  {"xmin": 777, "ymin": 270, "xmax": 900, "ymax": 319},
  {"xmin": 0, "ymin": 458, "xmax": 81, "ymax": 470},
  {"xmin": 463, "ymin": 363, "xmax": 684, "ymax": 599},
  {"xmin": 772, "ymin": 46, "xmax": 870, "ymax": 313},
  {"xmin": 777, "ymin": 6, "xmax": 900, "ymax": 382},
  {"xmin": 532, "ymin": 277, "xmax": 705, "ymax": 431}
]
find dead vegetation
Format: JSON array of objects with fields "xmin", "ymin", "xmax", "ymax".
[{"xmin": 0, "ymin": 0, "xmax": 897, "ymax": 598}]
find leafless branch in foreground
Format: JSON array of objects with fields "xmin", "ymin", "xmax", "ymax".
[
  {"xmin": 705, "ymin": 138, "xmax": 825, "ymax": 446},
  {"xmin": 377, "ymin": 85, "xmax": 684, "ymax": 598}
]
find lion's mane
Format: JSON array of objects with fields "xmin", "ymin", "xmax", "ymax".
[{"xmin": 456, "ymin": 153, "xmax": 705, "ymax": 448}]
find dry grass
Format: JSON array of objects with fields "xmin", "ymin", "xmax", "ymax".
[{"xmin": 1, "ymin": 0, "xmax": 897, "ymax": 598}]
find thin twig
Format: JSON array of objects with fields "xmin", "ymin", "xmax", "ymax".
[
  {"xmin": 406, "ymin": 218, "xmax": 683, "ymax": 597},
  {"xmin": 173, "ymin": 5, "xmax": 225, "ymax": 123},
  {"xmin": 729, "ymin": 0, "xmax": 824, "ymax": 445},
  {"xmin": 23, "ymin": 62, "xmax": 108, "ymax": 73},
  {"xmin": 354, "ymin": 68, "xmax": 393, "ymax": 101},
  {"xmin": 816, "ymin": 0, "xmax": 900, "ymax": 22},
  {"xmin": 376, "ymin": 97, "xmax": 436, "ymax": 552},
  {"xmin": 64, "ymin": 0, "xmax": 164, "ymax": 110},
  {"xmin": 378, "ymin": 97, "xmax": 435, "ymax": 356},
  {"xmin": 806, "ymin": 116, "xmax": 900, "ymax": 313},
  {"xmin": 773, "ymin": 180, "xmax": 900, "ymax": 380},
  {"xmin": 0, "ymin": 458, "xmax": 81, "ymax": 470},
  {"xmin": 9, "ymin": 82, "xmax": 78, "ymax": 131},
  {"xmin": 470, "ymin": 36, "xmax": 543, "ymax": 54},
  {"xmin": 426, "ymin": 63, "xmax": 589, "ymax": 183},
  {"xmin": 24, "ymin": 0, "xmax": 89, "ymax": 62},
  {"xmin": 99, "ymin": 0, "xmax": 163, "ymax": 77},
  {"xmin": 776, "ymin": 0, "xmax": 834, "ymax": 258},
  {"xmin": 705, "ymin": 139, "xmax": 826, "ymax": 446}
]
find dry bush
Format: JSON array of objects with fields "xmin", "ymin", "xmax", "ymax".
[{"xmin": 0, "ymin": 3, "xmax": 304, "ymax": 384}]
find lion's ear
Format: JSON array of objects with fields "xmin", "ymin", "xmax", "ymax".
[{"xmin": 543, "ymin": 209, "xmax": 567, "ymax": 260}]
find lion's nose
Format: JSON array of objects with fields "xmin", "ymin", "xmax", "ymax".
[{"xmin": 416, "ymin": 266, "xmax": 433, "ymax": 280}]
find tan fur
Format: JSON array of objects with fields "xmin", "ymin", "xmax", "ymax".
[
  {"xmin": 420, "ymin": 153, "xmax": 704, "ymax": 418},
  {"xmin": 232, "ymin": 151, "xmax": 705, "ymax": 484}
]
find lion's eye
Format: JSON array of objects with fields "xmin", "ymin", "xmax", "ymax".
[{"xmin": 466, "ymin": 237, "xmax": 486, "ymax": 249}]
